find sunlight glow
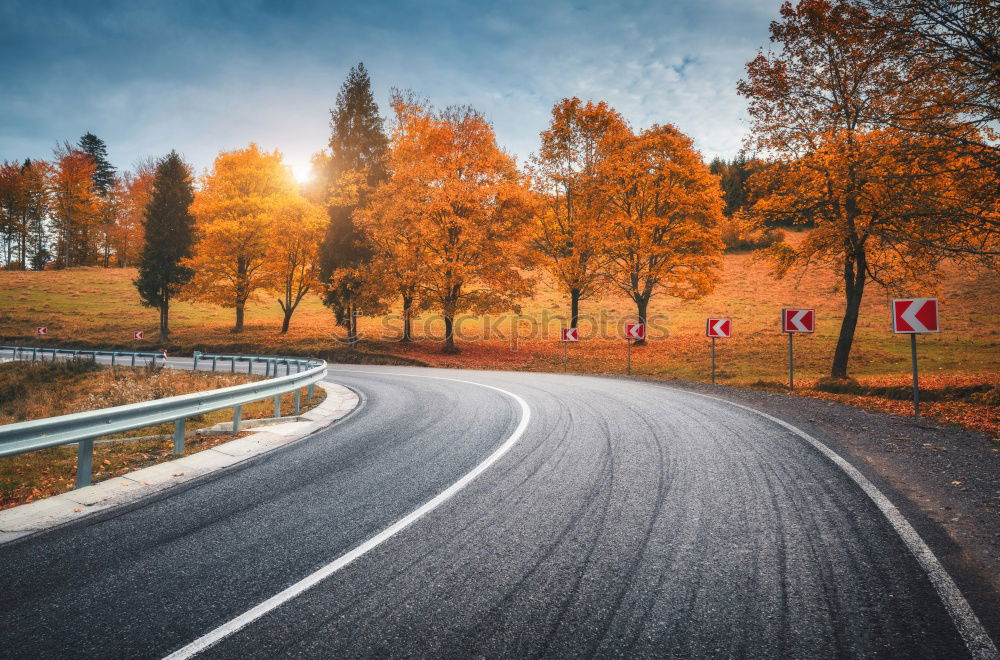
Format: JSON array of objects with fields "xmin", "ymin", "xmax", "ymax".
[{"xmin": 289, "ymin": 161, "xmax": 314, "ymax": 184}]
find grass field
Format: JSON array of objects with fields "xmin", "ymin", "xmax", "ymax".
[
  {"xmin": 0, "ymin": 360, "xmax": 323, "ymax": 509},
  {"xmin": 0, "ymin": 230, "xmax": 996, "ymax": 436}
]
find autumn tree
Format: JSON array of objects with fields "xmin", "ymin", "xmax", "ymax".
[
  {"xmin": 21, "ymin": 159, "xmax": 52, "ymax": 269},
  {"xmin": 135, "ymin": 152, "xmax": 196, "ymax": 342},
  {"xmin": 78, "ymin": 132, "xmax": 122, "ymax": 267},
  {"xmin": 355, "ymin": 170, "xmax": 428, "ymax": 342},
  {"xmin": 269, "ymin": 196, "xmax": 326, "ymax": 333},
  {"xmin": 114, "ymin": 158, "xmax": 157, "ymax": 267},
  {"xmin": 739, "ymin": 0, "xmax": 998, "ymax": 379},
  {"xmin": 372, "ymin": 96, "xmax": 535, "ymax": 353},
  {"xmin": 50, "ymin": 143, "xmax": 100, "ymax": 267},
  {"xmin": 528, "ymin": 98, "xmax": 627, "ymax": 328},
  {"xmin": 183, "ymin": 144, "xmax": 296, "ymax": 332},
  {"xmin": 318, "ymin": 63, "xmax": 389, "ymax": 342},
  {"xmin": 0, "ymin": 161, "xmax": 27, "ymax": 267},
  {"xmin": 860, "ymin": 0, "xmax": 999, "ymax": 172},
  {"xmin": 600, "ymin": 124, "xmax": 725, "ymax": 344}
]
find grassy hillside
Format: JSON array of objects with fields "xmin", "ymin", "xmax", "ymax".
[{"xmin": 1, "ymin": 230, "xmax": 996, "ymax": 435}]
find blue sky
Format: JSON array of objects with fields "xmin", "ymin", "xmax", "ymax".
[{"xmin": 0, "ymin": 0, "xmax": 780, "ymax": 180}]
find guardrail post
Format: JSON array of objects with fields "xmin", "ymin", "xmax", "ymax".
[
  {"xmin": 230, "ymin": 357, "xmax": 236, "ymax": 373},
  {"xmin": 111, "ymin": 352, "xmax": 117, "ymax": 366},
  {"xmin": 294, "ymin": 389, "xmax": 301, "ymax": 415},
  {"xmin": 31, "ymin": 348, "xmax": 37, "ymax": 361},
  {"xmin": 274, "ymin": 395, "xmax": 281, "ymax": 419},
  {"xmin": 233, "ymin": 405, "xmax": 242, "ymax": 433},
  {"xmin": 247, "ymin": 358, "xmax": 253, "ymax": 374},
  {"xmin": 285, "ymin": 361, "xmax": 291, "ymax": 376},
  {"xmin": 193, "ymin": 351, "xmax": 200, "ymax": 370},
  {"xmin": 131, "ymin": 352, "xmax": 136, "ymax": 367},
  {"xmin": 264, "ymin": 360, "xmax": 271, "ymax": 377},
  {"xmin": 212, "ymin": 356, "xmax": 218, "ymax": 371},
  {"xmin": 76, "ymin": 440, "xmax": 94, "ymax": 488},
  {"xmin": 307, "ymin": 383, "xmax": 315, "ymax": 401},
  {"xmin": 173, "ymin": 418, "xmax": 186, "ymax": 455}
]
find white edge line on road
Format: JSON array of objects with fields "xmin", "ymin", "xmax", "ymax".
[
  {"xmin": 671, "ymin": 387, "xmax": 999, "ymax": 660},
  {"xmin": 163, "ymin": 370, "xmax": 531, "ymax": 660}
]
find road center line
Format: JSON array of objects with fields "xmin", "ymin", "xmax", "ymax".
[
  {"xmin": 668, "ymin": 386, "xmax": 999, "ymax": 660},
  {"xmin": 163, "ymin": 371, "xmax": 531, "ymax": 660}
]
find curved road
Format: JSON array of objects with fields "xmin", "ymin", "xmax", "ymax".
[{"xmin": 0, "ymin": 366, "xmax": 993, "ymax": 658}]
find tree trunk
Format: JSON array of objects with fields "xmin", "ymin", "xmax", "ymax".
[
  {"xmin": 831, "ymin": 249, "xmax": 866, "ymax": 379},
  {"xmin": 634, "ymin": 296, "xmax": 649, "ymax": 346},
  {"xmin": 159, "ymin": 300, "xmax": 169, "ymax": 343},
  {"xmin": 280, "ymin": 308, "xmax": 292, "ymax": 334},
  {"xmin": 570, "ymin": 288, "xmax": 581, "ymax": 329},
  {"xmin": 442, "ymin": 313, "xmax": 459, "ymax": 354},
  {"xmin": 401, "ymin": 295, "xmax": 413, "ymax": 342},
  {"xmin": 234, "ymin": 256, "xmax": 247, "ymax": 332},
  {"xmin": 349, "ymin": 305, "xmax": 358, "ymax": 347}
]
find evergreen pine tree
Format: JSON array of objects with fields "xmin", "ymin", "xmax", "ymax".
[
  {"xmin": 134, "ymin": 151, "xmax": 196, "ymax": 342},
  {"xmin": 318, "ymin": 62, "xmax": 389, "ymax": 342},
  {"xmin": 78, "ymin": 132, "xmax": 117, "ymax": 196}
]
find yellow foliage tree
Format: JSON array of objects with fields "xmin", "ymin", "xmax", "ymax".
[
  {"xmin": 183, "ymin": 144, "xmax": 297, "ymax": 332},
  {"xmin": 599, "ymin": 124, "xmax": 725, "ymax": 343},
  {"xmin": 270, "ymin": 196, "xmax": 327, "ymax": 334}
]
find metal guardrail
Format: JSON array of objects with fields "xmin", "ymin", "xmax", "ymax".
[{"xmin": 0, "ymin": 346, "xmax": 327, "ymax": 488}]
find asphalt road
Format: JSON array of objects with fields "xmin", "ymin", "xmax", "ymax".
[{"xmin": 0, "ymin": 365, "xmax": 993, "ymax": 658}]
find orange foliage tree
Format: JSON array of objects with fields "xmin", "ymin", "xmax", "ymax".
[
  {"xmin": 183, "ymin": 144, "xmax": 296, "ymax": 332},
  {"xmin": 50, "ymin": 143, "xmax": 100, "ymax": 268},
  {"xmin": 270, "ymin": 196, "xmax": 327, "ymax": 334},
  {"xmin": 528, "ymin": 98, "xmax": 627, "ymax": 329},
  {"xmin": 365, "ymin": 95, "xmax": 535, "ymax": 353},
  {"xmin": 599, "ymin": 124, "xmax": 725, "ymax": 344},
  {"xmin": 739, "ymin": 0, "xmax": 996, "ymax": 379},
  {"xmin": 355, "ymin": 169, "xmax": 427, "ymax": 343},
  {"xmin": 113, "ymin": 159, "xmax": 157, "ymax": 267}
]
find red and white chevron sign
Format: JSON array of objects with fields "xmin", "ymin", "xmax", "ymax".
[
  {"xmin": 782, "ymin": 308, "xmax": 815, "ymax": 333},
  {"xmin": 35, "ymin": 327, "xmax": 47, "ymax": 335},
  {"xmin": 561, "ymin": 327, "xmax": 579, "ymax": 342},
  {"xmin": 133, "ymin": 330, "xmax": 144, "ymax": 340},
  {"xmin": 625, "ymin": 323, "xmax": 645, "ymax": 340},
  {"xmin": 892, "ymin": 298, "xmax": 939, "ymax": 333},
  {"xmin": 706, "ymin": 318, "xmax": 731, "ymax": 338}
]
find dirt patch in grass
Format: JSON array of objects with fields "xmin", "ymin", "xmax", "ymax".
[{"xmin": 0, "ymin": 361, "xmax": 326, "ymax": 509}]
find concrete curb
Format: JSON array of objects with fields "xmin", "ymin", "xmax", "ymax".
[{"xmin": 0, "ymin": 381, "xmax": 359, "ymax": 545}]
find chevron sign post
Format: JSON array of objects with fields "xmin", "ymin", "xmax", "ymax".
[
  {"xmin": 561, "ymin": 327, "xmax": 578, "ymax": 372},
  {"xmin": 781, "ymin": 308, "xmax": 814, "ymax": 390},
  {"xmin": 624, "ymin": 323, "xmax": 645, "ymax": 376},
  {"xmin": 892, "ymin": 298, "xmax": 939, "ymax": 417},
  {"xmin": 782, "ymin": 308, "xmax": 814, "ymax": 333},
  {"xmin": 706, "ymin": 318, "xmax": 731, "ymax": 385}
]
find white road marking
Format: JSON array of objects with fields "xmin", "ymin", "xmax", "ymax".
[
  {"xmin": 671, "ymin": 387, "xmax": 999, "ymax": 660},
  {"xmin": 163, "ymin": 371, "xmax": 532, "ymax": 659}
]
